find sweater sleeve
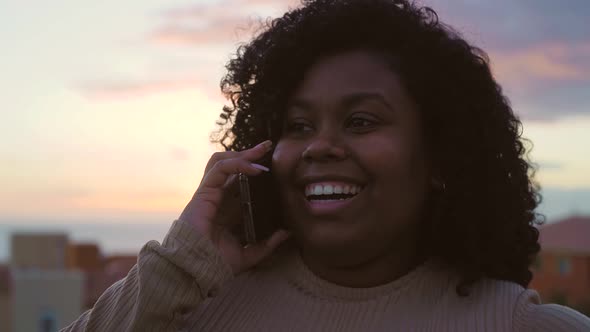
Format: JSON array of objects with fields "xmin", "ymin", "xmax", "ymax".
[
  {"xmin": 513, "ymin": 289, "xmax": 590, "ymax": 332},
  {"xmin": 61, "ymin": 218, "xmax": 234, "ymax": 332}
]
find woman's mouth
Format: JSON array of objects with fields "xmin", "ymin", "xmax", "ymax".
[
  {"xmin": 303, "ymin": 182, "xmax": 365, "ymax": 214},
  {"xmin": 305, "ymin": 182, "xmax": 363, "ymax": 200}
]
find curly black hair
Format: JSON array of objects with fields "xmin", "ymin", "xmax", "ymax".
[{"xmin": 212, "ymin": 0, "xmax": 543, "ymax": 295}]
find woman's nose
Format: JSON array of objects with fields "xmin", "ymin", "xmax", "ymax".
[{"xmin": 301, "ymin": 136, "xmax": 348, "ymax": 162}]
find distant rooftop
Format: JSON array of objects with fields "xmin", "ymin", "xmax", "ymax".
[{"xmin": 539, "ymin": 215, "xmax": 590, "ymax": 254}]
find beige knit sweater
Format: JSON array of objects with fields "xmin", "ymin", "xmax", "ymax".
[{"xmin": 62, "ymin": 219, "xmax": 590, "ymax": 331}]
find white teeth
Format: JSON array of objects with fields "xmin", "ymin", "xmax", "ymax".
[
  {"xmin": 305, "ymin": 183, "xmax": 363, "ymax": 197},
  {"xmin": 313, "ymin": 185, "xmax": 322, "ymax": 195}
]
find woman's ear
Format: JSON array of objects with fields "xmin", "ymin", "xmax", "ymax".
[
  {"xmin": 429, "ymin": 165, "xmax": 446, "ymax": 192},
  {"xmin": 430, "ymin": 177, "xmax": 446, "ymax": 192}
]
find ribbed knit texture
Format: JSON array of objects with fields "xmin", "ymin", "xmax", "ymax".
[{"xmin": 62, "ymin": 219, "xmax": 590, "ymax": 332}]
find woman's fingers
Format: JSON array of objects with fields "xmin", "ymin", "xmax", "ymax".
[
  {"xmin": 240, "ymin": 140, "xmax": 273, "ymax": 161},
  {"xmin": 240, "ymin": 230, "xmax": 292, "ymax": 269},
  {"xmin": 201, "ymin": 158, "xmax": 269, "ymax": 189},
  {"xmin": 204, "ymin": 140, "xmax": 273, "ymax": 174},
  {"xmin": 200, "ymin": 140, "xmax": 272, "ymax": 190}
]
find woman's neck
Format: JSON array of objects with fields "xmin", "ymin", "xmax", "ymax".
[{"xmin": 299, "ymin": 242, "xmax": 426, "ymax": 288}]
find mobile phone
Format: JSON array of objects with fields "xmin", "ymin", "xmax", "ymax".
[
  {"xmin": 237, "ymin": 151, "xmax": 284, "ymax": 246},
  {"xmin": 238, "ymin": 173, "xmax": 256, "ymax": 244}
]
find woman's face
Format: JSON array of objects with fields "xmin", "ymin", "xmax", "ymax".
[{"xmin": 271, "ymin": 50, "xmax": 431, "ymax": 264}]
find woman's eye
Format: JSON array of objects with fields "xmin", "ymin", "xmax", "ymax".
[
  {"xmin": 347, "ymin": 117, "xmax": 377, "ymax": 129},
  {"xmin": 286, "ymin": 121, "xmax": 313, "ymax": 133}
]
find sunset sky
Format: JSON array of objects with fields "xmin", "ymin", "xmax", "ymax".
[{"xmin": 1, "ymin": 0, "xmax": 589, "ymax": 225}]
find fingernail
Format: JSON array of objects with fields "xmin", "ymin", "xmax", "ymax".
[
  {"xmin": 251, "ymin": 163, "xmax": 269, "ymax": 172},
  {"xmin": 256, "ymin": 140, "xmax": 273, "ymax": 151}
]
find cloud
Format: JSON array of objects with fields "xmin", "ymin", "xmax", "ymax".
[
  {"xmin": 68, "ymin": 189, "xmax": 186, "ymax": 213},
  {"xmin": 79, "ymin": 0, "xmax": 590, "ymax": 119},
  {"xmin": 2, "ymin": 187, "xmax": 187, "ymax": 214},
  {"xmin": 491, "ymin": 42, "xmax": 590, "ymax": 84},
  {"xmin": 421, "ymin": 0, "xmax": 590, "ymax": 120},
  {"xmin": 513, "ymin": 83, "xmax": 590, "ymax": 121},
  {"xmin": 169, "ymin": 147, "xmax": 190, "ymax": 161},
  {"xmin": 424, "ymin": 0, "xmax": 590, "ymax": 49},
  {"xmin": 149, "ymin": 0, "xmax": 300, "ymax": 47},
  {"xmin": 150, "ymin": 4, "xmax": 256, "ymax": 46},
  {"xmin": 76, "ymin": 1, "xmax": 304, "ymax": 101},
  {"xmin": 76, "ymin": 77, "xmax": 221, "ymax": 101},
  {"xmin": 151, "ymin": 0, "xmax": 590, "ymax": 120},
  {"xmin": 150, "ymin": 19, "xmax": 255, "ymax": 46},
  {"xmin": 537, "ymin": 161, "xmax": 565, "ymax": 171},
  {"xmin": 487, "ymin": 41, "xmax": 590, "ymax": 120},
  {"xmin": 233, "ymin": 0, "xmax": 300, "ymax": 6}
]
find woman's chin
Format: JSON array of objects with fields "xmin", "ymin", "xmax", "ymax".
[{"xmin": 297, "ymin": 228, "xmax": 366, "ymax": 258}]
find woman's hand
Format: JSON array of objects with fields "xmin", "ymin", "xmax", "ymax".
[{"xmin": 179, "ymin": 140, "xmax": 290, "ymax": 275}]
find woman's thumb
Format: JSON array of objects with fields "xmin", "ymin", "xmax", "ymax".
[
  {"xmin": 265, "ymin": 229, "xmax": 291, "ymax": 249},
  {"xmin": 241, "ymin": 230, "xmax": 291, "ymax": 268}
]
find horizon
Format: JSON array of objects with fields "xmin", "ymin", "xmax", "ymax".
[{"xmin": 1, "ymin": 213, "xmax": 588, "ymax": 264}]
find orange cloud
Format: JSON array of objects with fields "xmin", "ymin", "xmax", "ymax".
[
  {"xmin": 69, "ymin": 190, "xmax": 187, "ymax": 213},
  {"xmin": 78, "ymin": 77, "xmax": 199, "ymax": 99},
  {"xmin": 169, "ymin": 147, "xmax": 190, "ymax": 161},
  {"xmin": 77, "ymin": 77, "xmax": 223, "ymax": 102},
  {"xmin": 234, "ymin": 0, "xmax": 300, "ymax": 6},
  {"xmin": 150, "ymin": 18, "xmax": 255, "ymax": 45},
  {"xmin": 490, "ymin": 42, "xmax": 590, "ymax": 86},
  {"xmin": 151, "ymin": 0, "xmax": 300, "ymax": 47}
]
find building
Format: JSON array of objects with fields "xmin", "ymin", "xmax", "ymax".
[
  {"xmin": 66, "ymin": 243, "xmax": 103, "ymax": 309},
  {"xmin": 66, "ymin": 243, "xmax": 101, "ymax": 272},
  {"xmin": 11, "ymin": 233, "xmax": 68, "ymax": 270},
  {"xmin": 530, "ymin": 215, "xmax": 590, "ymax": 315},
  {"xmin": 5, "ymin": 231, "xmax": 141, "ymax": 329},
  {"xmin": 9, "ymin": 233, "xmax": 85, "ymax": 331},
  {"xmin": 0, "ymin": 264, "xmax": 12, "ymax": 332},
  {"xmin": 11, "ymin": 269, "xmax": 84, "ymax": 332}
]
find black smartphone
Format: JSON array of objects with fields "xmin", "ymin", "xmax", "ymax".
[
  {"xmin": 236, "ymin": 149, "xmax": 284, "ymax": 245},
  {"xmin": 238, "ymin": 173, "xmax": 256, "ymax": 244}
]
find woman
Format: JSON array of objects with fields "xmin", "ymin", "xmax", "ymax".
[{"xmin": 64, "ymin": 0, "xmax": 590, "ymax": 331}]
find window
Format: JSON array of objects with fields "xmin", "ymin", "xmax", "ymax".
[
  {"xmin": 38, "ymin": 309, "xmax": 57, "ymax": 332},
  {"xmin": 557, "ymin": 257, "xmax": 572, "ymax": 276}
]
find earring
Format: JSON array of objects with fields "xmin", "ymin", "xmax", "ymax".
[{"xmin": 431, "ymin": 178, "xmax": 446, "ymax": 192}]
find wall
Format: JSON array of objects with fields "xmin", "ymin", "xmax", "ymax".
[
  {"xmin": 12, "ymin": 269, "xmax": 84, "ymax": 332},
  {"xmin": 531, "ymin": 251, "xmax": 590, "ymax": 313}
]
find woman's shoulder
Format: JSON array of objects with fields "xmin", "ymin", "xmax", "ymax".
[
  {"xmin": 511, "ymin": 287, "xmax": 590, "ymax": 331},
  {"xmin": 467, "ymin": 278, "xmax": 590, "ymax": 331}
]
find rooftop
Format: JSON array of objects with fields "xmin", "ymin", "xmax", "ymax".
[{"xmin": 539, "ymin": 215, "xmax": 590, "ymax": 254}]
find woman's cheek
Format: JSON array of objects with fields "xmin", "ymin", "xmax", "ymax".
[{"xmin": 271, "ymin": 142, "xmax": 293, "ymax": 181}]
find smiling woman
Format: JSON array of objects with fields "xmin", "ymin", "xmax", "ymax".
[{"xmin": 62, "ymin": 0, "xmax": 590, "ymax": 331}]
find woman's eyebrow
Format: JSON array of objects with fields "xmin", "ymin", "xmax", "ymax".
[
  {"xmin": 340, "ymin": 92, "xmax": 395, "ymax": 112},
  {"xmin": 285, "ymin": 99, "xmax": 314, "ymax": 113},
  {"xmin": 286, "ymin": 92, "xmax": 395, "ymax": 113}
]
